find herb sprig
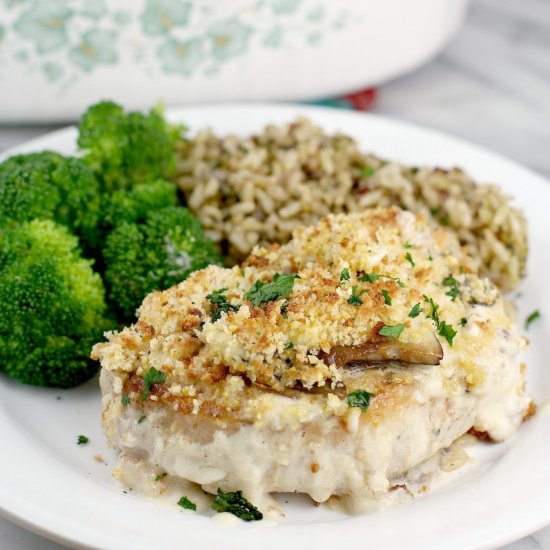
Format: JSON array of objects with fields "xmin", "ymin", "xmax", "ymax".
[
  {"xmin": 525, "ymin": 310, "xmax": 540, "ymax": 329},
  {"xmin": 178, "ymin": 496, "xmax": 197, "ymax": 511},
  {"xmin": 346, "ymin": 389, "xmax": 374, "ymax": 412},
  {"xmin": 442, "ymin": 276, "xmax": 460, "ymax": 301},
  {"xmin": 379, "ymin": 323, "xmax": 405, "ymax": 338},
  {"xmin": 141, "ymin": 366, "xmax": 166, "ymax": 401},
  {"xmin": 211, "ymin": 489, "xmax": 263, "ymax": 521},
  {"xmin": 206, "ymin": 287, "xmax": 240, "ymax": 322},
  {"xmin": 245, "ymin": 273, "xmax": 299, "ymax": 306},
  {"xmin": 359, "ymin": 272, "xmax": 405, "ymax": 288}
]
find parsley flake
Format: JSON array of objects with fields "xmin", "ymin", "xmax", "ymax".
[
  {"xmin": 525, "ymin": 310, "xmax": 540, "ymax": 329},
  {"xmin": 211, "ymin": 489, "xmax": 263, "ymax": 521},
  {"xmin": 409, "ymin": 303, "xmax": 421, "ymax": 318},
  {"xmin": 77, "ymin": 435, "xmax": 89, "ymax": 445},
  {"xmin": 442, "ymin": 276, "xmax": 460, "ymax": 301},
  {"xmin": 340, "ymin": 268, "xmax": 351, "ymax": 281},
  {"xmin": 423, "ymin": 295, "xmax": 440, "ymax": 325},
  {"xmin": 348, "ymin": 285, "xmax": 364, "ymax": 306},
  {"xmin": 177, "ymin": 496, "xmax": 197, "ymax": 511},
  {"xmin": 345, "ymin": 389, "xmax": 374, "ymax": 412},
  {"xmin": 460, "ymin": 317, "xmax": 468, "ymax": 327},
  {"xmin": 121, "ymin": 394, "xmax": 130, "ymax": 407},
  {"xmin": 280, "ymin": 299, "xmax": 289, "ymax": 318},
  {"xmin": 245, "ymin": 273, "xmax": 299, "ymax": 306},
  {"xmin": 137, "ymin": 414, "xmax": 146, "ymax": 424},
  {"xmin": 359, "ymin": 272, "xmax": 379, "ymax": 283},
  {"xmin": 359, "ymin": 273, "xmax": 405, "ymax": 287},
  {"xmin": 141, "ymin": 367, "xmax": 166, "ymax": 401},
  {"xmin": 206, "ymin": 288, "xmax": 240, "ymax": 322},
  {"xmin": 438, "ymin": 321, "xmax": 457, "ymax": 346},
  {"xmin": 404, "ymin": 242, "xmax": 414, "ymax": 249},
  {"xmin": 155, "ymin": 472, "xmax": 168, "ymax": 481},
  {"xmin": 360, "ymin": 166, "xmax": 376, "ymax": 178},
  {"xmin": 381, "ymin": 289, "xmax": 392, "ymax": 306},
  {"xmin": 405, "ymin": 252, "xmax": 415, "ymax": 267},
  {"xmin": 284, "ymin": 341, "xmax": 294, "ymax": 350},
  {"xmin": 379, "ymin": 323, "xmax": 405, "ymax": 338}
]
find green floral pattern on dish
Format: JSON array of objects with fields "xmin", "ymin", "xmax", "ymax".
[
  {"xmin": 13, "ymin": 0, "xmax": 72, "ymax": 53},
  {"xmin": 0, "ymin": 0, "xmax": 353, "ymax": 86},
  {"xmin": 43, "ymin": 61, "xmax": 63, "ymax": 81},
  {"xmin": 207, "ymin": 18, "xmax": 252, "ymax": 62},
  {"xmin": 157, "ymin": 37, "xmax": 202, "ymax": 75},
  {"xmin": 271, "ymin": 0, "xmax": 302, "ymax": 15},
  {"xmin": 69, "ymin": 29, "xmax": 117, "ymax": 71},
  {"xmin": 141, "ymin": 0, "xmax": 191, "ymax": 36},
  {"xmin": 80, "ymin": 0, "xmax": 106, "ymax": 20}
]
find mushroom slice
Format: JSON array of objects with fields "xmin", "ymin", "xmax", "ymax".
[{"xmin": 324, "ymin": 335, "xmax": 443, "ymax": 369}]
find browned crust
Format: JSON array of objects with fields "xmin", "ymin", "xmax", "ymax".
[
  {"xmin": 522, "ymin": 400, "xmax": 537, "ymax": 422},
  {"xmin": 468, "ymin": 428, "xmax": 494, "ymax": 442}
]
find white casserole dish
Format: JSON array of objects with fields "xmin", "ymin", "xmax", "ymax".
[{"xmin": 0, "ymin": 0, "xmax": 470, "ymax": 122}]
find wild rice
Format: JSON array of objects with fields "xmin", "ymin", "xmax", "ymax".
[{"xmin": 175, "ymin": 117, "xmax": 527, "ymax": 291}]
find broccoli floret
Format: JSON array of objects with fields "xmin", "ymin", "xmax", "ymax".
[
  {"xmin": 0, "ymin": 152, "xmax": 102, "ymax": 251},
  {"xmin": 78, "ymin": 101, "xmax": 183, "ymax": 191},
  {"xmin": 101, "ymin": 179, "xmax": 178, "ymax": 231},
  {"xmin": 0, "ymin": 220, "xmax": 111, "ymax": 388},
  {"xmin": 103, "ymin": 206, "xmax": 221, "ymax": 320}
]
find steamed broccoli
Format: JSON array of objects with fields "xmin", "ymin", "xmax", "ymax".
[
  {"xmin": 0, "ymin": 219, "xmax": 110, "ymax": 387},
  {"xmin": 101, "ymin": 179, "xmax": 178, "ymax": 231},
  {"xmin": 102, "ymin": 206, "xmax": 221, "ymax": 320},
  {"xmin": 78, "ymin": 101, "xmax": 183, "ymax": 191},
  {"xmin": 0, "ymin": 152, "xmax": 102, "ymax": 251}
]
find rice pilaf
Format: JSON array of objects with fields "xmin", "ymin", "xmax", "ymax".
[{"xmin": 176, "ymin": 117, "xmax": 526, "ymax": 291}]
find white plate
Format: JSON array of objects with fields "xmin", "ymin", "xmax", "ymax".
[{"xmin": 0, "ymin": 104, "xmax": 549, "ymax": 550}]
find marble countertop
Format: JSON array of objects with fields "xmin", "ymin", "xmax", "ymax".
[{"xmin": 1, "ymin": 0, "xmax": 549, "ymax": 548}]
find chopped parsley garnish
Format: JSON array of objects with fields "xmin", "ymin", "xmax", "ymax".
[
  {"xmin": 137, "ymin": 414, "xmax": 146, "ymax": 424},
  {"xmin": 423, "ymin": 295, "xmax": 440, "ymax": 325},
  {"xmin": 438, "ymin": 321, "xmax": 457, "ymax": 346},
  {"xmin": 155, "ymin": 472, "xmax": 168, "ymax": 481},
  {"xmin": 422, "ymin": 295, "xmax": 457, "ymax": 346},
  {"xmin": 460, "ymin": 317, "xmax": 468, "ymax": 327},
  {"xmin": 280, "ymin": 299, "xmax": 289, "ymax": 318},
  {"xmin": 206, "ymin": 287, "xmax": 240, "ymax": 322},
  {"xmin": 442, "ymin": 276, "xmax": 460, "ymax": 301},
  {"xmin": 358, "ymin": 272, "xmax": 405, "ymax": 288},
  {"xmin": 381, "ymin": 289, "xmax": 392, "ymax": 306},
  {"xmin": 430, "ymin": 207, "xmax": 440, "ymax": 217},
  {"xmin": 177, "ymin": 496, "xmax": 197, "ymax": 511},
  {"xmin": 211, "ymin": 489, "xmax": 263, "ymax": 521},
  {"xmin": 404, "ymin": 242, "xmax": 414, "ymax": 249},
  {"xmin": 77, "ymin": 435, "xmax": 89, "ymax": 445},
  {"xmin": 360, "ymin": 166, "xmax": 376, "ymax": 178},
  {"xmin": 405, "ymin": 252, "xmax": 415, "ymax": 267},
  {"xmin": 245, "ymin": 273, "xmax": 299, "ymax": 306},
  {"xmin": 410, "ymin": 167, "xmax": 419, "ymax": 175},
  {"xmin": 345, "ymin": 389, "xmax": 374, "ymax": 412},
  {"xmin": 340, "ymin": 268, "xmax": 350, "ymax": 281},
  {"xmin": 379, "ymin": 323, "xmax": 405, "ymax": 338},
  {"xmin": 121, "ymin": 394, "xmax": 130, "ymax": 407},
  {"xmin": 409, "ymin": 303, "xmax": 421, "ymax": 318},
  {"xmin": 284, "ymin": 341, "xmax": 294, "ymax": 350},
  {"xmin": 141, "ymin": 366, "xmax": 166, "ymax": 401},
  {"xmin": 348, "ymin": 285, "xmax": 364, "ymax": 306},
  {"xmin": 359, "ymin": 272, "xmax": 380, "ymax": 283},
  {"xmin": 525, "ymin": 310, "xmax": 540, "ymax": 329}
]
